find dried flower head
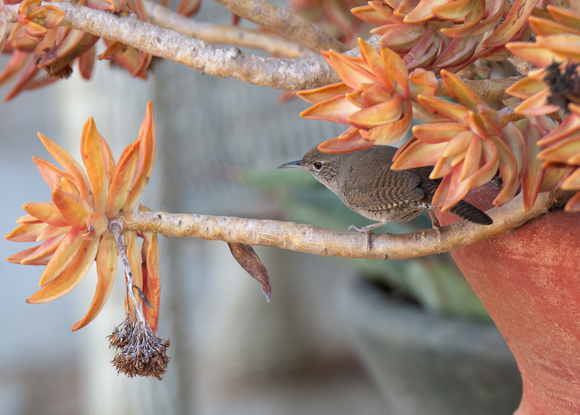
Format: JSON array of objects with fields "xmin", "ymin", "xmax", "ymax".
[{"xmin": 110, "ymin": 316, "xmax": 170, "ymax": 380}]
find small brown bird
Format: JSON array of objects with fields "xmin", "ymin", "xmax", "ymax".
[{"xmin": 279, "ymin": 145, "xmax": 492, "ymax": 248}]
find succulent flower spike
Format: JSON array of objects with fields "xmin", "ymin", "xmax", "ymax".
[
  {"xmin": 297, "ymin": 39, "xmax": 437, "ymax": 153},
  {"xmin": 6, "ymin": 102, "xmax": 160, "ymax": 333}
]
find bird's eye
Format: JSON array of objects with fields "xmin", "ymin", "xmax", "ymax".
[{"xmin": 313, "ymin": 161, "xmax": 323, "ymax": 171}]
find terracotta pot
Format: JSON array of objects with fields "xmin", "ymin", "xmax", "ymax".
[
  {"xmin": 340, "ymin": 277, "xmax": 522, "ymax": 415},
  {"xmin": 437, "ymin": 187, "xmax": 580, "ymax": 414}
]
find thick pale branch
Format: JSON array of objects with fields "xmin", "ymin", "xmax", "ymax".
[
  {"xmin": 145, "ymin": 1, "xmax": 312, "ymax": 58},
  {"xmin": 213, "ymin": 0, "xmax": 348, "ymax": 53},
  {"xmin": 119, "ymin": 193, "xmax": 556, "ymax": 260},
  {"xmin": 50, "ymin": 1, "xmax": 339, "ymax": 90}
]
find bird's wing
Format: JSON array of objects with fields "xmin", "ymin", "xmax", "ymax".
[{"xmin": 345, "ymin": 167, "xmax": 425, "ymax": 213}]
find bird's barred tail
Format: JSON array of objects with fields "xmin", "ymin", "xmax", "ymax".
[{"xmin": 448, "ymin": 200, "xmax": 493, "ymax": 225}]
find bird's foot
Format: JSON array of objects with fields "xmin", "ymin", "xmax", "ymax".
[
  {"xmin": 349, "ymin": 222, "xmax": 388, "ymax": 252},
  {"xmin": 428, "ymin": 209, "xmax": 442, "ymax": 237}
]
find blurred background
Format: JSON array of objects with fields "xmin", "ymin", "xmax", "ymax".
[{"xmin": 0, "ymin": 2, "xmax": 523, "ymax": 414}]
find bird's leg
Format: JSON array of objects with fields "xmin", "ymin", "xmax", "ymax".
[
  {"xmin": 348, "ymin": 221, "xmax": 388, "ymax": 252},
  {"xmin": 428, "ymin": 208, "xmax": 441, "ymax": 236}
]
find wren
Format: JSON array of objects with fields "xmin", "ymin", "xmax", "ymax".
[{"xmin": 279, "ymin": 145, "xmax": 492, "ymax": 249}]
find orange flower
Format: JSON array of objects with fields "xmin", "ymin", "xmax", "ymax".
[
  {"xmin": 537, "ymin": 103, "xmax": 580, "ymax": 212},
  {"xmin": 392, "ymin": 70, "xmax": 526, "ymax": 211},
  {"xmin": 351, "ymin": 0, "xmax": 530, "ymax": 71},
  {"xmin": 506, "ymin": 6, "xmax": 580, "ymax": 115},
  {"xmin": 297, "ymin": 38, "xmax": 437, "ymax": 153},
  {"xmin": 5, "ymin": 102, "xmax": 160, "ymax": 332}
]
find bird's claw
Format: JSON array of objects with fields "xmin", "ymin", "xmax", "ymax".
[{"xmin": 348, "ymin": 224, "xmax": 373, "ymax": 252}]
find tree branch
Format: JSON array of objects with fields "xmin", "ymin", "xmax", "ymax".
[
  {"xmin": 119, "ymin": 192, "xmax": 556, "ymax": 260},
  {"xmin": 212, "ymin": 0, "xmax": 348, "ymax": 53},
  {"xmin": 49, "ymin": 1, "xmax": 339, "ymax": 90},
  {"xmin": 145, "ymin": 1, "xmax": 312, "ymax": 58}
]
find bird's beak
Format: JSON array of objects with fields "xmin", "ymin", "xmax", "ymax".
[{"xmin": 278, "ymin": 160, "xmax": 303, "ymax": 169}]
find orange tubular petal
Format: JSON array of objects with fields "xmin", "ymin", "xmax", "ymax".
[
  {"xmin": 505, "ymin": 42, "xmax": 562, "ymax": 68},
  {"xmin": 33, "ymin": 157, "xmax": 74, "ymax": 191},
  {"xmin": 529, "ymin": 17, "xmax": 580, "ymax": 37},
  {"xmin": 505, "ymin": 75, "xmax": 547, "ymax": 100},
  {"xmin": 348, "ymin": 94, "xmax": 403, "ymax": 128},
  {"xmin": 296, "ymin": 83, "xmax": 352, "ymax": 105},
  {"xmin": 460, "ymin": 138, "xmax": 483, "ymax": 181},
  {"xmin": 38, "ymin": 133, "xmax": 92, "ymax": 202},
  {"xmin": 325, "ymin": 50, "xmax": 377, "ymax": 89},
  {"xmin": 442, "ymin": 131, "xmax": 473, "ymax": 157},
  {"xmin": 468, "ymin": 140, "xmax": 499, "ymax": 188},
  {"xmin": 124, "ymin": 102, "xmax": 156, "ymax": 211},
  {"xmin": 5, "ymin": 222, "xmax": 47, "ymax": 242},
  {"xmin": 392, "ymin": 140, "xmax": 447, "ymax": 170},
  {"xmin": 490, "ymin": 136, "xmax": 519, "ymax": 206},
  {"xmin": 22, "ymin": 202, "xmax": 69, "ymax": 227},
  {"xmin": 442, "ymin": 167, "xmax": 474, "ymax": 210},
  {"xmin": 364, "ymin": 106, "xmax": 413, "ymax": 144},
  {"xmin": 440, "ymin": 0, "xmax": 485, "ymax": 39},
  {"xmin": 106, "ymin": 141, "xmax": 140, "ymax": 217},
  {"xmin": 536, "ymin": 35, "xmax": 580, "ymax": 61},
  {"xmin": 7, "ymin": 246, "xmax": 43, "ymax": 264},
  {"xmin": 141, "ymin": 231, "xmax": 160, "ymax": 333},
  {"xmin": 521, "ymin": 120, "xmax": 545, "ymax": 211},
  {"xmin": 431, "ymin": 156, "xmax": 454, "ymax": 178},
  {"xmin": 413, "ymin": 122, "xmax": 469, "ymax": 144},
  {"xmin": 37, "ymin": 224, "xmax": 71, "ymax": 241},
  {"xmin": 16, "ymin": 214, "xmax": 42, "ymax": 224},
  {"xmin": 21, "ymin": 235, "xmax": 64, "ymax": 265},
  {"xmin": 483, "ymin": 0, "xmax": 539, "ymax": 48},
  {"xmin": 441, "ymin": 70, "xmax": 482, "ymax": 112},
  {"xmin": 27, "ymin": 237, "xmax": 99, "ymax": 304},
  {"xmin": 358, "ymin": 39, "xmax": 394, "ymax": 91},
  {"xmin": 38, "ymin": 228, "xmax": 83, "ymax": 286},
  {"xmin": 562, "ymin": 168, "xmax": 580, "ymax": 190},
  {"xmin": 538, "ymin": 106, "xmax": 580, "ymax": 146},
  {"xmin": 300, "ymin": 94, "xmax": 360, "ymax": 123},
  {"xmin": 430, "ymin": 0, "xmax": 471, "ymax": 20},
  {"xmin": 124, "ymin": 231, "xmax": 143, "ymax": 317},
  {"xmin": 381, "ymin": 46, "xmax": 409, "ymax": 96},
  {"xmin": 538, "ymin": 135, "xmax": 580, "ymax": 164},
  {"xmin": 351, "ymin": 4, "xmax": 391, "ymax": 26},
  {"xmin": 81, "ymin": 118, "xmax": 107, "ymax": 212},
  {"xmin": 418, "ymin": 95, "xmax": 469, "ymax": 123},
  {"xmin": 98, "ymin": 135, "xmax": 116, "ymax": 185},
  {"xmin": 548, "ymin": 5, "xmax": 580, "ymax": 28},
  {"xmin": 431, "ymin": 173, "xmax": 452, "ymax": 208},
  {"xmin": 408, "ymin": 68, "xmax": 438, "ymax": 98},
  {"xmin": 52, "ymin": 187, "xmax": 92, "ymax": 229},
  {"xmin": 565, "ymin": 191, "xmax": 580, "ymax": 212},
  {"xmin": 514, "ymin": 87, "xmax": 560, "ymax": 115},
  {"xmin": 317, "ymin": 130, "xmax": 374, "ymax": 154},
  {"xmin": 72, "ymin": 233, "xmax": 117, "ymax": 330},
  {"xmin": 0, "ymin": 50, "xmax": 30, "ymax": 88}
]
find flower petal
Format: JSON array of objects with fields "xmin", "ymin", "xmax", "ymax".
[
  {"xmin": 7, "ymin": 246, "xmax": 47, "ymax": 265},
  {"xmin": 490, "ymin": 136, "xmax": 520, "ymax": 206},
  {"xmin": 392, "ymin": 140, "xmax": 447, "ymax": 169},
  {"xmin": 21, "ymin": 235, "xmax": 64, "ymax": 265},
  {"xmin": 72, "ymin": 233, "xmax": 117, "ymax": 331},
  {"xmin": 441, "ymin": 70, "xmax": 482, "ymax": 112},
  {"xmin": 347, "ymin": 94, "xmax": 403, "ymax": 128},
  {"xmin": 22, "ymin": 201, "xmax": 68, "ymax": 227},
  {"xmin": 418, "ymin": 95, "xmax": 469, "ymax": 123},
  {"xmin": 81, "ymin": 118, "xmax": 107, "ymax": 212},
  {"xmin": 38, "ymin": 133, "xmax": 92, "ymax": 202},
  {"xmin": 413, "ymin": 122, "xmax": 469, "ymax": 144},
  {"xmin": 300, "ymin": 94, "xmax": 359, "ymax": 123},
  {"xmin": 5, "ymin": 222, "xmax": 47, "ymax": 242},
  {"xmin": 26, "ymin": 237, "xmax": 99, "ymax": 303},
  {"xmin": 297, "ymin": 83, "xmax": 352, "ymax": 105},
  {"xmin": 32, "ymin": 157, "xmax": 74, "ymax": 191},
  {"xmin": 324, "ymin": 49, "xmax": 377, "ymax": 90},
  {"xmin": 358, "ymin": 38, "xmax": 394, "ymax": 91},
  {"xmin": 141, "ymin": 224, "xmax": 160, "ymax": 332},
  {"xmin": 38, "ymin": 227, "xmax": 83, "ymax": 286},
  {"xmin": 363, "ymin": 105, "xmax": 413, "ymax": 144},
  {"xmin": 52, "ymin": 187, "xmax": 92, "ymax": 229},
  {"xmin": 317, "ymin": 129, "xmax": 374, "ymax": 153},
  {"xmin": 124, "ymin": 102, "xmax": 156, "ymax": 211},
  {"xmin": 106, "ymin": 141, "xmax": 140, "ymax": 217}
]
